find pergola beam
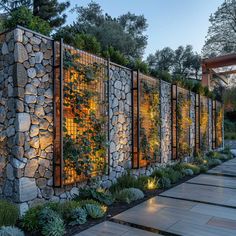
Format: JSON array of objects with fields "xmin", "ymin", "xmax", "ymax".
[{"xmin": 202, "ymin": 53, "xmax": 236, "ymax": 69}]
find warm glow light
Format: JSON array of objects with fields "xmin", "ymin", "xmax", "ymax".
[{"xmin": 147, "ymin": 177, "xmax": 158, "ymax": 190}]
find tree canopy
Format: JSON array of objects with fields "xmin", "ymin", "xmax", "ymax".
[
  {"xmin": 54, "ymin": 1, "xmax": 148, "ymax": 69},
  {"xmin": 0, "ymin": 0, "xmax": 70, "ymax": 32},
  {"xmin": 202, "ymin": 0, "xmax": 236, "ymax": 57},
  {"xmin": 147, "ymin": 45, "xmax": 201, "ymax": 80}
]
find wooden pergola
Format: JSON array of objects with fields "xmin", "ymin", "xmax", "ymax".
[{"xmin": 202, "ymin": 53, "xmax": 236, "ymax": 88}]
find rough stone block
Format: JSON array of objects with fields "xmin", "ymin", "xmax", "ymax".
[
  {"xmin": 15, "ymin": 113, "xmax": 31, "ymax": 132},
  {"xmin": 17, "ymin": 177, "xmax": 38, "ymax": 202}
]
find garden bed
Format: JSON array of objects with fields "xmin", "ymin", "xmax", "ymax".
[
  {"xmin": 64, "ymin": 174, "xmax": 196, "ymax": 236},
  {"xmin": 1, "ymin": 149, "xmax": 233, "ymax": 236}
]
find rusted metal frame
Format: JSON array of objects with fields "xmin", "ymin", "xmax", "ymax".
[
  {"xmin": 171, "ymin": 84, "xmax": 177, "ymax": 160},
  {"xmin": 53, "ymin": 39, "xmax": 64, "ymax": 187},
  {"xmin": 107, "ymin": 59, "xmax": 111, "ymax": 175},
  {"xmin": 212, "ymin": 100, "xmax": 216, "ymax": 149},
  {"xmin": 131, "ymin": 70, "xmax": 139, "ymax": 169},
  {"xmin": 137, "ymin": 70, "xmax": 140, "ymax": 168},
  {"xmin": 194, "ymin": 93, "xmax": 200, "ymax": 153},
  {"xmin": 188, "ymin": 90, "xmax": 191, "ymax": 156},
  {"xmin": 158, "ymin": 79, "xmax": 162, "ymax": 163}
]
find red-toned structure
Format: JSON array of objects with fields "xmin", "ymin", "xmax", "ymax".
[{"xmin": 202, "ymin": 53, "xmax": 236, "ymax": 88}]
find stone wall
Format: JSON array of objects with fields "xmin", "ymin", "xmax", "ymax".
[
  {"xmin": 0, "ymin": 27, "xmax": 56, "ymax": 214},
  {"xmin": 105, "ymin": 64, "xmax": 132, "ymax": 188},
  {"xmin": 160, "ymin": 80, "xmax": 172, "ymax": 163},
  {"xmin": 0, "ymin": 30, "xmax": 15, "ymax": 199},
  {"xmin": 0, "ymin": 26, "xmax": 224, "ymax": 214}
]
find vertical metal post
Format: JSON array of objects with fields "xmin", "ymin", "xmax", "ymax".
[
  {"xmin": 59, "ymin": 38, "xmax": 64, "ymax": 187},
  {"xmin": 137, "ymin": 70, "xmax": 140, "ymax": 169},
  {"xmin": 53, "ymin": 39, "xmax": 64, "ymax": 187},
  {"xmin": 131, "ymin": 70, "xmax": 134, "ymax": 168},
  {"xmin": 171, "ymin": 84, "xmax": 177, "ymax": 160},
  {"xmin": 107, "ymin": 58, "xmax": 110, "ymax": 174},
  {"xmin": 188, "ymin": 90, "xmax": 191, "ymax": 156}
]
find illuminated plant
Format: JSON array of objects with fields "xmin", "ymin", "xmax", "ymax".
[
  {"xmin": 176, "ymin": 92, "xmax": 192, "ymax": 159},
  {"xmin": 140, "ymin": 79, "xmax": 161, "ymax": 163},
  {"xmin": 216, "ymin": 106, "xmax": 223, "ymax": 147},
  {"xmin": 63, "ymin": 50, "xmax": 107, "ymax": 183},
  {"xmin": 200, "ymin": 98, "xmax": 209, "ymax": 151}
]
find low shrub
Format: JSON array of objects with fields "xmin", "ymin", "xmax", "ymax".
[
  {"xmin": 182, "ymin": 168, "xmax": 194, "ymax": 176},
  {"xmin": 136, "ymin": 175, "xmax": 150, "ymax": 190},
  {"xmin": 21, "ymin": 205, "xmax": 43, "ymax": 232},
  {"xmin": 165, "ymin": 168, "xmax": 183, "ymax": 184},
  {"xmin": 181, "ymin": 163, "xmax": 200, "ymax": 174},
  {"xmin": 199, "ymin": 164, "xmax": 208, "ymax": 173},
  {"xmin": 109, "ymin": 173, "xmax": 143, "ymax": 193},
  {"xmin": 41, "ymin": 217, "xmax": 65, "ymax": 236},
  {"xmin": 85, "ymin": 204, "xmax": 106, "ymax": 219},
  {"xmin": 159, "ymin": 177, "xmax": 171, "ymax": 189},
  {"xmin": 57, "ymin": 201, "xmax": 81, "ymax": 220},
  {"xmin": 0, "ymin": 200, "xmax": 19, "ymax": 227},
  {"xmin": 115, "ymin": 188, "xmax": 144, "ymax": 204},
  {"xmin": 0, "ymin": 226, "xmax": 24, "ymax": 236},
  {"xmin": 221, "ymin": 146, "xmax": 234, "ymax": 159},
  {"xmin": 77, "ymin": 199, "xmax": 102, "ymax": 208},
  {"xmin": 208, "ymin": 158, "xmax": 222, "ymax": 167},
  {"xmin": 74, "ymin": 188, "xmax": 114, "ymax": 206},
  {"xmin": 68, "ymin": 207, "xmax": 87, "ymax": 226},
  {"xmin": 151, "ymin": 168, "xmax": 167, "ymax": 178},
  {"xmin": 39, "ymin": 208, "xmax": 65, "ymax": 236}
]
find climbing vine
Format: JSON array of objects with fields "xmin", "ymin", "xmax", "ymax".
[
  {"xmin": 63, "ymin": 49, "xmax": 107, "ymax": 183},
  {"xmin": 216, "ymin": 105, "xmax": 223, "ymax": 148},
  {"xmin": 176, "ymin": 92, "xmax": 192, "ymax": 159},
  {"xmin": 140, "ymin": 79, "xmax": 161, "ymax": 163},
  {"xmin": 200, "ymin": 98, "xmax": 209, "ymax": 152}
]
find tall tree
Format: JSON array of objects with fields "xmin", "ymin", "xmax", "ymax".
[
  {"xmin": 56, "ymin": 2, "xmax": 148, "ymax": 60},
  {"xmin": 0, "ymin": 0, "xmax": 69, "ymax": 29},
  {"xmin": 33, "ymin": 0, "xmax": 70, "ymax": 28},
  {"xmin": 202, "ymin": 0, "xmax": 236, "ymax": 57},
  {"xmin": 147, "ymin": 47, "xmax": 174, "ymax": 75},
  {"xmin": 147, "ymin": 45, "xmax": 201, "ymax": 80},
  {"xmin": 0, "ymin": 0, "xmax": 31, "ymax": 12}
]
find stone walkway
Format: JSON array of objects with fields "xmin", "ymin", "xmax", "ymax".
[{"xmin": 76, "ymin": 151, "xmax": 236, "ymax": 236}]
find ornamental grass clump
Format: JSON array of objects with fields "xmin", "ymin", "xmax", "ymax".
[
  {"xmin": 74, "ymin": 187, "xmax": 114, "ymax": 206},
  {"xmin": 115, "ymin": 188, "xmax": 144, "ymax": 204},
  {"xmin": 159, "ymin": 177, "xmax": 171, "ymax": 189},
  {"xmin": 0, "ymin": 226, "xmax": 24, "ymax": 236},
  {"xmin": 109, "ymin": 173, "xmax": 144, "ymax": 193},
  {"xmin": 0, "ymin": 200, "xmax": 19, "ymax": 227},
  {"xmin": 181, "ymin": 163, "xmax": 200, "ymax": 175},
  {"xmin": 182, "ymin": 168, "xmax": 194, "ymax": 176},
  {"xmin": 68, "ymin": 207, "xmax": 87, "ymax": 226},
  {"xmin": 39, "ymin": 207, "xmax": 65, "ymax": 236},
  {"xmin": 84, "ymin": 204, "xmax": 106, "ymax": 219}
]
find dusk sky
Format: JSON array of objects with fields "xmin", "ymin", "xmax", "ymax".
[{"xmin": 61, "ymin": 0, "xmax": 224, "ymax": 58}]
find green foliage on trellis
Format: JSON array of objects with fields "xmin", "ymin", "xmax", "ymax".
[
  {"xmin": 140, "ymin": 80, "xmax": 161, "ymax": 162},
  {"xmin": 176, "ymin": 92, "xmax": 192, "ymax": 159},
  {"xmin": 63, "ymin": 50, "xmax": 107, "ymax": 179}
]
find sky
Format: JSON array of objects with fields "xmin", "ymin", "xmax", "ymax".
[{"xmin": 61, "ymin": 0, "xmax": 224, "ymax": 59}]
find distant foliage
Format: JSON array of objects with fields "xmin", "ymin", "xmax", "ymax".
[{"xmin": 203, "ymin": 0, "xmax": 236, "ymax": 56}]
